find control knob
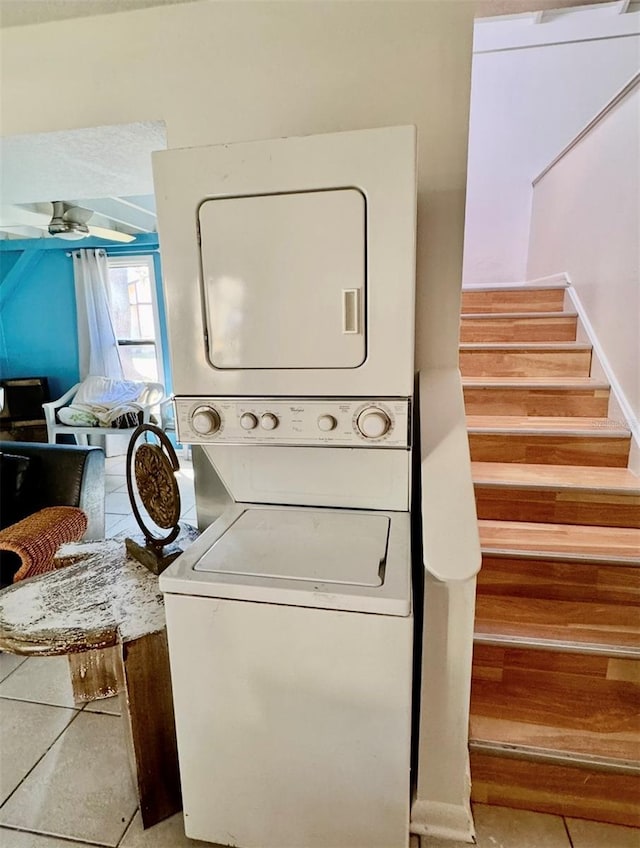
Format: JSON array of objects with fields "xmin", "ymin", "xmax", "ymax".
[
  {"xmin": 191, "ymin": 406, "xmax": 221, "ymax": 436},
  {"xmin": 317, "ymin": 414, "xmax": 337, "ymax": 432},
  {"xmin": 260, "ymin": 413, "xmax": 279, "ymax": 431},
  {"xmin": 240, "ymin": 413, "xmax": 258, "ymax": 430},
  {"xmin": 357, "ymin": 407, "xmax": 391, "ymax": 439}
]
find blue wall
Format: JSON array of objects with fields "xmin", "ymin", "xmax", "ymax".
[{"xmin": 0, "ymin": 234, "xmax": 170, "ymax": 401}]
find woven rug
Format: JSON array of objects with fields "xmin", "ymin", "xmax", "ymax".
[{"xmin": 0, "ymin": 507, "xmax": 88, "ymax": 582}]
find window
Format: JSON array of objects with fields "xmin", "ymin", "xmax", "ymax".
[{"xmin": 106, "ymin": 255, "xmax": 164, "ymax": 384}]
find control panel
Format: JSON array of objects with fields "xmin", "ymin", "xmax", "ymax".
[{"xmin": 174, "ymin": 398, "xmax": 410, "ymax": 448}]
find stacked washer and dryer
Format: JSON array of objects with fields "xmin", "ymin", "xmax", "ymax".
[{"xmin": 153, "ymin": 126, "xmax": 417, "ymax": 848}]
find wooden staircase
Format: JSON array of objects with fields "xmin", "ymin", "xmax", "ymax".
[{"xmin": 461, "ymin": 284, "xmax": 640, "ymax": 828}]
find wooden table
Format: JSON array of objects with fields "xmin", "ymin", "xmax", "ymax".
[{"xmin": 0, "ymin": 525, "xmax": 199, "ymax": 828}]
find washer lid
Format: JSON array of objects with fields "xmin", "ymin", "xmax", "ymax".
[
  {"xmin": 160, "ymin": 504, "xmax": 411, "ymax": 616},
  {"xmin": 194, "ymin": 508, "xmax": 389, "ymax": 587}
]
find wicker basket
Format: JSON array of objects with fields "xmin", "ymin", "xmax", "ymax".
[{"xmin": 0, "ymin": 507, "xmax": 88, "ymax": 582}]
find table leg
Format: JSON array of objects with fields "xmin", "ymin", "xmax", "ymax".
[
  {"xmin": 119, "ymin": 629, "xmax": 182, "ymax": 828},
  {"xmin": 68, "ymin": 646, "xmax": 123, "ymax": 703}
]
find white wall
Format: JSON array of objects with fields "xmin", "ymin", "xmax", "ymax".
[
  {"xmin": 528, "ymin": 81, "xmax": 640, "ymax": 433},
  {"xmin": 0, "ymin": 0, "xmax": 475, "ymax": 371},
  {"xmin": 463, "ymin": 9, "xmax": 640, "ymax": 283}
]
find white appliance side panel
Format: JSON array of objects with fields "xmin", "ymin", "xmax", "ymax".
[
  {"xmin": 165, "ymin": 594, "xmax": 413, "ymax": 848},
  {"xmin": 201, "ymin": 444, "xmax": 411, "ymax": 511},
  {"xmin": 153, "ymin": 126, "xmax": 416, "ymax": 397},
  {"xmin": 200, "ymin": 190, "xmax": 366, "ymax": 370}
]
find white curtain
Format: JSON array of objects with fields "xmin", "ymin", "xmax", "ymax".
[{"xmin": 73, "ymin": 248, "xmax": 124, "ymax": 380}]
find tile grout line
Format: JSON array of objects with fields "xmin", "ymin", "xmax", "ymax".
[
  {"xmin": 0, "ymin": 693, "xmax": 81, "ymax": 709},
  {"xmin": 0, "ymin": 655, "xmax": 28, "ymax": 685},
  {"xmin": 0, "ymin": 711, "xmax": 128, "ymax": 847},
  {"xmin": 116, "ymin": 806, "xmax": 140, "ymax": 848},
  {"xmin": 0, "ymin": 822, "xmax": 112, "ymax": 848},
  {"xmin": 563, "ymin": 816, "xmax": 575, "ymax": 848},
  {"xmin": 0, "ymin": 705, "xmax": 84, "ymax": 813}
]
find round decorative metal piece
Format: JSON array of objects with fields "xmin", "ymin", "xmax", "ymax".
[
  {"xmin": 134, "ymin": 444, "xmax": 180, "ymax": 529},
  {"xmin": 126, "ymin": 424, "xmax": 181, "ymax": 549}
]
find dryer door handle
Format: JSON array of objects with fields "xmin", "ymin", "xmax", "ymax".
[{"xmin": 342, "ymin": 288, "xmax": 361, "ymax": 335}]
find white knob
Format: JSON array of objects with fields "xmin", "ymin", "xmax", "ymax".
[
  {"xmin": 191, "ymin": 406, "xmax": 221, "ymax": 436},
  {"xmin": 357, "ymin": 408, "xmax": 391, "ymax": 439},
  {"xmin": 261, "ymin": 413, "xmax": 279, "ymax": 431},
  {"xmin": 240, "ymin": 413, "xmax": 258, "ymax": 430},
  {"xmin": 318, "ymin": 414, "xmax": 337, "ymax": 432}
]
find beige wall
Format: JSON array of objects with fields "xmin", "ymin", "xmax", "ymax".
[
  {"xmin": 0, "ymin": 0, "xmax": 475, "ymax": 371},
  {"xmin": 2, "ymin": 2, "xmax": 477, "ymax": 827},
  {"xmin": 528, "ymin": 82, "xmax": 640, "ymax": 430}
]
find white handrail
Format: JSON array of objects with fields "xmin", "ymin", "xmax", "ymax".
[{"xmin": 533, "ymin": 70, "xmax": 640, "ymax": 186}]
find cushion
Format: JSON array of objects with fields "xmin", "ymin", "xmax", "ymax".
[
  {"xmin": 0, "ymin": 452, "xmax": 33, "ymax": 529},
  {"xmin": 57, "ymin": 406, "xmax": 99, "ymax": 427}
]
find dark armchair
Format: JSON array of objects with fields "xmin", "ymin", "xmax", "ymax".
[
  {"xmin": 0, "ymin": 441, "xmax": 105, "ymax": 587},
  {"xmin": 0, "ymin": 441, "xmax": 105, "ymax": 540}
]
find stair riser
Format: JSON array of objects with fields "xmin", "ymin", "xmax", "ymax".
[
  {"xmin": 478, "ymin": 555, "xmax": 640, "ymax": 607},
  {"xmin": 469, "ymin": 434, "xmax": 630, "ymax": 467},
  {"xmin": 470, "ymin": 752, "xmax": 640, "ymax": 828},
  {"xmin": 460, "ymin": 349, "xmax": 591, "ymax": 378},
  {"xmin": 462, "ymin": 289, "xmax": 566, "ymax": 314},
  {"xmin": 463, "ymin": 387, "xmax": 610, "ymax": 417},
  {"xmin": 474, "ymin": 486, "xmax": 640, "ymax": 529},
  {"xmin": 460, "ymin": 316, "xmax": 577, "ymax": 343},
  {"xmin": 471, "ymin": 645, "xmax": 640, "ymax": 759},
  {"xmin": 475, "ymin": 593, "xmax": 640, "ymax": 650}
]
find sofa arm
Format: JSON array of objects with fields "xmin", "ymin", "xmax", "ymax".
[{"xmin": 0, "ymin": 442, "xmax": 105, "ymax": 540}]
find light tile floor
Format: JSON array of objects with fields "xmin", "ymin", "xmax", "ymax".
[{"xmin": 1, "ymin": 453, "xmax": 638, "ymax": 846}]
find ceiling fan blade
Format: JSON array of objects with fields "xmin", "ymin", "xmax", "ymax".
[{"xmin": 88, "ymin": 225, "xmax": 136, "ymax": 243}]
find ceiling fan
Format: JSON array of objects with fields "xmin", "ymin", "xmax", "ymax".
[{"xmin": 48, "ymin": 201, "xmax": 135, "ymax": 243}]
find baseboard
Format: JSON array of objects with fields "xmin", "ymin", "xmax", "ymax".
[
  {"xmin": 410, "ymin": 799, "xmax": 476, "ymax": 843},
  {"xmin": 564, "ymin": 278, "xmax": 640, "ymax": 473}
]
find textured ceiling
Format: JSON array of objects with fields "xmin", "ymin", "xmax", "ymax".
[
  {"xmin": 0, "ymin": 122, "xmax": 166, "ymax": 240},
  {"xmin": 0, "ymin": 0, "xmax": 202, "ymax": 28}
]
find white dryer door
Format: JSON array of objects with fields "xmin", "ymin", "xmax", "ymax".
[{"xmin": 199, "ymin": 189, "xmax": 366, "ymax": 370}]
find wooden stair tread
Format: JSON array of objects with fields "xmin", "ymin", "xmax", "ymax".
[
  {"xmin": 467, "ymin": 416, "xmax": 629, "ymax": 436},
  {"xmin": 475, "ymin": 595, "xmax": 640, "ymax": 651},
  {"xmin": 470, "ymin": 715, "xmax": 640, "ymax": 764},
  {"xmin": 460, "ymin": 342, "xmax": 591, "ymax": 350},
  {"xmin": 477, "ymin": 520, "xmax": 640, "ymax": 563},
  {"xmin": 462, "ymin": 376, "xmax": 609, "ymax": 388},
  {"xmin": 461, "ymin": 311, "xmax": 577, "ymax": 319},
  {"xmin": 472, "ymin": 462, "xmax": 640, "ymax": 493}
]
